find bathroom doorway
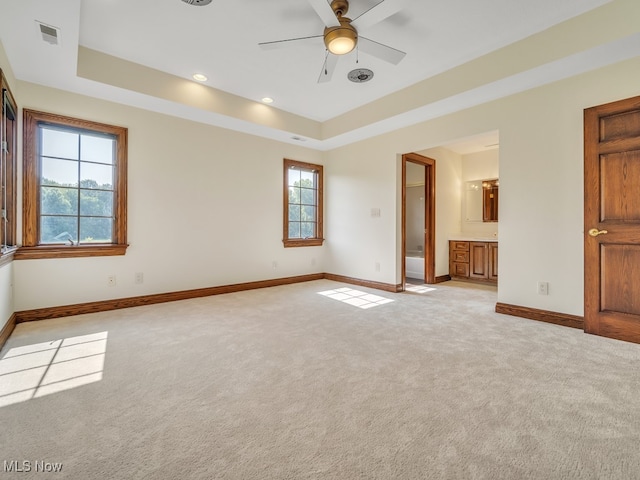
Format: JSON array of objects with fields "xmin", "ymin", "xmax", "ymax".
[{"xmin": 402, "ymin": 153, "xmax": 435, "ymax": 287}]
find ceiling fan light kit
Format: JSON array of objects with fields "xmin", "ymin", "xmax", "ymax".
[{"xmin": 324, "ymin": 20, "xmax": 357, "ymax": 55}]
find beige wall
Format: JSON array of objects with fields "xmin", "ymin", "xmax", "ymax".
[
  {"xmin": 3, "ymin": 44, "xmax": 640, "ymax": 322},
  {"xmin": 13, "ymin": 82, "xmax": 325, "ymax": 310},
  {"xmin": 325, "ymin": 57, "xmax": 640, "ymax": 316}
]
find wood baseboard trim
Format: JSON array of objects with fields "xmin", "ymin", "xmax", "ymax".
[
  {"xmin": 15, "ymin": 273, "xmax": 324, "ymax": 324},
  {"xmin": 434, "ymin": 275, "xmax": 451, "ymax": 284},
  {"xmin": 11, "ymin": 272, "xmax": 399, "ymax": 329},
  {"xmin": 495, "ymin": 302, "xmax": 584, "ymax": 329},
  {"xmin": 0, "ymin": 313, "xmax": 17, "ymax": 351},
  {"xmin": 323, "ymin": 273, "xmax": 402, "ymax": 292}
]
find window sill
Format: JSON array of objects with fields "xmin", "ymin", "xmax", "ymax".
[
  {"xmin": 0, "ymin": 247, "xmax": 18, "ymax": 267},
  {"xmin": 283, "ymin": 238, "xmax": 324, "ymax": 248},
  {"xmin": 15, "ymin": 244, "xmax": 128, "ymax": 260}
]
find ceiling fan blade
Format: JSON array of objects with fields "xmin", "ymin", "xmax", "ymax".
[
  {"xmin": 259, "ymin": 35, "xmax": 323, "ymax": 50},
  {"xmin": 308, "ymin": 0, "xmax": 341, "ymax": 27},
  {"xmin": 351, "ymin": 0, "xmax": 406, "ymax": 30},
  {"xmin": 318, "ymin": 52, "xmax": 339, "ymax": 83},
  {"xmin": 358, "ymin": 36, "xmax": 406, "ymax": 65}
]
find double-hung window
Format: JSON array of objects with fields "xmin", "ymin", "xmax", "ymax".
[
  {"xmin": 20, "ymin": 110, "xmax": 128, "ymax": 259},
  {"xmin": 283, "ymin": 158, "xmax": 323, "ymax": 247}
]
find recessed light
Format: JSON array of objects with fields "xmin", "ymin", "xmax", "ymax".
[
  {"xmin": 192, "ymin": 73, "xmax": 208, "ymax": 82},
  {"xmin": 261, "ymin": 97, "xmax": 274, "ymax": 104}
]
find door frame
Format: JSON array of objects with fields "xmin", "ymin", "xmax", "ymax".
[{"xmin": 402, "ymin": 153, "xmax": 436, "ymax": 287}]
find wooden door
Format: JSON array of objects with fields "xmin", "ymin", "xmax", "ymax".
[
  {"xmin": 584, "ymin": 95, "xmax": 640, "ymax": 343},
  {"xmin": 469, "ymin": 242, "xmax": 488, "ymax": 280}
]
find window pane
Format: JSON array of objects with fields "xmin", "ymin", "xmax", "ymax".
[
  {"xmin": 41, "ymin": 127, "xmax": 79, "ymax": 160},
  {"xmin": 302, "ymin": 205, "xmax": 316, "ymax": 221},
  {"xmin": 81, "ymin": 162, "xmax": 114, "ymax": 189},
  {"xmin": 288, "ymin": 168, "xmax": 301, "ymax": 187},
  {"xmin": 300, "ymin": 188, "xmax": 315, "ymax": 205},
  {"xmin": 80, "ymin": 217, "xmax": 113, "ymax": 243},
  {"xmin": 301, "ymin": 222, "xmax": 315, "ymax": 238},
  {"xmin": 40, "ymin": 216, "xmax": 78, "ymax": 244},
  {"xmin": 80, "ymin": 190, "xmax": 114, "ymax": 216},
  {"xmin": 288, "ymin": 222, "xmax": 300, "ymax": 239},
  {"xmin": 41, "ymin": 157, "xmax": 78, "ymax": 187},
  {"xmin": 81, "ymin": 134, "xmax": 115, "ymax": 165},
  {"xmin": 41, "ymin": 186, "xmax": 78, "ymax": 215},
  {"xmin": 288, "ymin": 205, "xmax": 301, "ymax": 221},
  {"xmin": 289, "ymin": 187, "xmax": 301, "ymax": 204},
  {"xmin": 300, "ymin": 170, "xmax": 314, "ymax": 187}
]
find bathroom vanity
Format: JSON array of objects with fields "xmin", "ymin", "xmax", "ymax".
[{"xmin": 449, "ymin": 239, "xmax": 498, "ymax": 285}]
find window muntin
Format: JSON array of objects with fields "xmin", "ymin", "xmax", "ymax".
[
  {"xmin": 20, "ymin": 110, "xmax": 127, "ymax": 259},
  {"xmin": 283, "ymin": 159, "xmax": 323, "ymax": 247},
  {"xmin": 38, "ymin": 126, "xmax": 116, "ymax": 245}
]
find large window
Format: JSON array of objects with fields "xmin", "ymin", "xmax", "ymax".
[
  {"xmin": 0, "ymin": 70, "xmax": 17, "ymax": 266},
  {"xmin": 283, "ymin": 158, "xmax": 323, "ymax": 247},
  {"xmin": 19, "ymin": 110, "xmax": 128, "ymax": 259}
]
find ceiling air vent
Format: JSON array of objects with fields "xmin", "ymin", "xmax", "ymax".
[
  {"xmin": 36, "ymin": 21, "xmax": 60, "ymax": 45},
  {"xmin": 181, "ymin": 0, "xmax": 213, "ymax": 5}
]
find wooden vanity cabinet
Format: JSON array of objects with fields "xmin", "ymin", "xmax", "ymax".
[{"xmin": 449, "ymin": 240, "xmax": 497, "ymax": 284}]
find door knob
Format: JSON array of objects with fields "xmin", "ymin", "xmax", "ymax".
[{"xmin": 588, "ymin": 228, "xmax": 608, "ymax": 237}]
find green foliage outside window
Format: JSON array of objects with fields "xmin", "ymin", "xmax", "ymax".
[{"xmin": 40, "ymin": 178, "xmax": 114, "ymax": 243}]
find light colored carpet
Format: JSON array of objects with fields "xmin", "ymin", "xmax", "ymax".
[{"xmin": 1, "ymin": 279, "xmax": 639, "ymax": 479}]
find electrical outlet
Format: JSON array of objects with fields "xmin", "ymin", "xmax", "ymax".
[
  {"xmin": 272, "ymin": 261, "xmax": 278, "ymax": 269},
  {"xmin": 375, "ymin": 262, "xmax": 380, "ymax": 272},
  {"xmin": 107, "ymin": 275, "xmax": 116, "ymax": 287},
  {"xmin": 135, "ymin": 272, "xmax": 144, "ymax": 285},
  {"xmin": 311, "ymin": 258, "xmax": 316, "ymax": 266},
  {"xmin": 537, "ymin": 281, "xmax": 549, "ymax": 295}
]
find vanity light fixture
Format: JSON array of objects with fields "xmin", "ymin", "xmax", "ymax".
[{"xmin": 192, "ymin": 73, "xmax": 208, "ymax": 82}]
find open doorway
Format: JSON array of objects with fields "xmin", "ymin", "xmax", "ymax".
[{"xmin": 402, "ymin": 153, "xmax": 435, "ymax": 288}]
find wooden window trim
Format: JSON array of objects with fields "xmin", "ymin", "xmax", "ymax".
[
  {"xmin": 283, "ymin": 158, "xmax": 324, "ymax": 248},
  {"xmin": 19, "ymin": 109, "xmax": 128, "ymax": 260},
  {"xmin": 0, "ymin": 69, "xmax": 17, "ymax": 266}
]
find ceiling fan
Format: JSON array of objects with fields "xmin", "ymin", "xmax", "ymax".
[{"xmin": 259, "ymin": 0, "xmax": 407, "ymax": 83}]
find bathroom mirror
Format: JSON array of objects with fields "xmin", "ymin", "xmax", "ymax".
[
  {"xmin": 482, "ymin": 179, "xmax": 499, "ymax": 222},
  {"xmin": 464, "ymin": 179, "xmax": 498, "ymax": 222}
]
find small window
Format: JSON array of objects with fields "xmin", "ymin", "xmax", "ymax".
[
  {"xmin": 19, "ymin": 110, "xmax": 128, "ymax": 259},
  {"xmin": 0, "ymin": 70, "xmax": 17, "ymax": 266},
  {"xmin": 283, "ymin": 158, "xmax": 323, "ymax": 247}
]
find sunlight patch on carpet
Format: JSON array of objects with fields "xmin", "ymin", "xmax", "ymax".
[
  {"xmin": 406, "ymin": 284, "xmax": 437, "ymax": 294},
  {"xmin": 318, "ymin": 287, "xmax": 394, "ymax": 309},
  {"xmin": 0, "ymin": 331, "xmax": 108, "ymax": 408}
]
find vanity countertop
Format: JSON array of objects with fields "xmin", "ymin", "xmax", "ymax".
[{"xmin": 449, "ymin": 235, "xmax": 498, "ymax": 242}]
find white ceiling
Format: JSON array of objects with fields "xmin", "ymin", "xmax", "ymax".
[{"xmin": 1, "ymin": 0, "xmax": 635, "ymax": 152}]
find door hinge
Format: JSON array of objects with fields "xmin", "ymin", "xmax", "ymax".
[{"xmin": 1, "ymin": 141, "xmax": 7, "ymax": 153}]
